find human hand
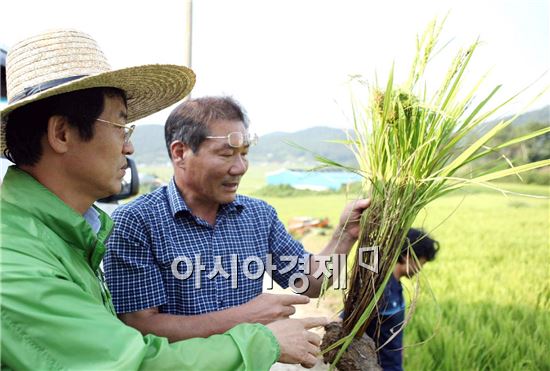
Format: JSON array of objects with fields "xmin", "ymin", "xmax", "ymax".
[
  {"xmin": 243, "ymin": 293, "xmax": 310, "ymax": 324},
  {"xmin": 335, "ymin": 198, "xmax": 370, "ymax": 241},
  {"xmin": 267, "ymin": 317, "xmax": 328, "ymax": 368}
]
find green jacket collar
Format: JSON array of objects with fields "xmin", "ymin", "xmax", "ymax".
[{"xmin": 1, "ymin": 166, "xmax": 113, "ymax": 270}]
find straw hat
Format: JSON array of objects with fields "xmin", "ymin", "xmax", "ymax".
[{"xmin": 0, "ymin": 29, "xmax": 195, "ymax": 154}]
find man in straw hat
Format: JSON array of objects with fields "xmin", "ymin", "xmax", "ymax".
[{"xmin": 0, "ymin": 29, "xmax": 327, "ymax": 370}]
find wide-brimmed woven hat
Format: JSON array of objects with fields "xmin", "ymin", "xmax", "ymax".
[{"xmin": 0, "ymin": 29, "xmax": 195, "ymax": 154}]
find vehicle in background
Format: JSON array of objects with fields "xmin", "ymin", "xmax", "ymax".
[{"xmin": 96, "ymin": 158, "xmax": 139, "ymax": 214}]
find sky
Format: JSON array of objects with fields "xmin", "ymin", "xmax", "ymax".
[{"xmin": 2, "ymin": 0, "xmax": 549, "ymax": 135}]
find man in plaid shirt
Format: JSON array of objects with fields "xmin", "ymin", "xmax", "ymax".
[{"xmin": 104, "ymin": 96, "xmax": 369, "ymax": 342}]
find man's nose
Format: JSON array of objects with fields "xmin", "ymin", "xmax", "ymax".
[
  {"xmin": 229, "ymin": 154, "xmax": 248, "ymax": 175},
  {"xmin": 123, "ymin": 140, "xmax": 135, "ymax": 155}
]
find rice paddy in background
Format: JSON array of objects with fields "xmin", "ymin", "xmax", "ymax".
[
  {"xmin": 140, "ymin": 165, "xmax": 549, "ymax": 370},
  {"xmin": 262, "ymin": 187, "xmax": 549, "ymax": 371}
]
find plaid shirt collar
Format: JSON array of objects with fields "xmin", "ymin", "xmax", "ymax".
[{"xmin": 166, "ymin": 177, "xmax": 244, "ymax": 218}]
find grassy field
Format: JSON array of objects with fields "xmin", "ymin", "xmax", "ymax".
[
  {"xmin": 401, "ymin": 191, "xmax": 549, "ymax": 371},
  {"xmin": 260, "ymin": 186, "xmax": 549, "ymax": 370},
  {"xmin": 140, "ymin": 164, "xmax": 549, "ymax": 369}
]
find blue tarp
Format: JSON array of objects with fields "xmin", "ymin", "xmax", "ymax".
[{"xmin": 266, "ymin": 169, "xmax": 361, "ymax": 190}]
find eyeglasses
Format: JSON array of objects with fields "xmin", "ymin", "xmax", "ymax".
[
  {"xmin": 205, "ymin": 132, "xmax": 258, "ymax": 148},
  {"xmin": 96, "ymin": 118, "xmax": 135, "ymax": 144}
]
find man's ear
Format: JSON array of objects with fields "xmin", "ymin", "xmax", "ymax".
[
  {"xmin": 46, "ymin": 115, "xmax": 73, "ymax": 154},
  {"xmin": 171, "ymin": 140, "xmax": 191, "ymax": 167}
]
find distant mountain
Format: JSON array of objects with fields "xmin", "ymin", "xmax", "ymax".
[
  {"xmin": 130, "ymin": 125, "xmax": 170, "ymax": 166},
  {"xmin": 248, "ymin": 126, "xmax": 356, "ymax": 166},
  {"xmin": 130, "ymin": 125, "xmax": 357, "ymax": 167},
  {"xmin": 130, "ymin": 106, "xmax": 549, "ymax": 167},
  {"xmin": 489, "ymin": 105, "xmax": 549, "ymax": 127},
  {"xmin": 464, "ymin": 105, "xmax": 549, "ymax": 150}
]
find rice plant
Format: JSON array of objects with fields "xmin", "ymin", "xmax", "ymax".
[{"xmin": 318, "ymin": 18, "xmax": 550, "ymax": 369}]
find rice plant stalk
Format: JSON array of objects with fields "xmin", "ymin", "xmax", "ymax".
[{"xmin": 319, "ymin": 18, "xmax": 550, "ymax": 369}]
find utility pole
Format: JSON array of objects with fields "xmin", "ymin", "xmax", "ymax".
[{"xmin": 183, "ymin": 0, "xmax": 193, "ymax": 99}]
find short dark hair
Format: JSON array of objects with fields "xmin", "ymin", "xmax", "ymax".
[
  {"xmin": 4, "ymin": 87, "xmax": 126, "ymax": 166},
  {"xmin": 398, "ymin": 228, "xmax": 439, "ymax": 263},
  {"xmin": 164, "ymin": 96, "xmax": 249, "ymax": 158}
]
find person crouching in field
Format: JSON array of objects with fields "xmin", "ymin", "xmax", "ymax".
[{"xmin": 366, "ymin": 228, "xmax": 439, "ymax": 371}]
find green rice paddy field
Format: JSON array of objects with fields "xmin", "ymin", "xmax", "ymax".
[
  {"xmin": 144, "ymin": 165, "xmax": 550, "ymax": 370},
  {"xmin": 263, "ymin": 187, "xmax": 549, "ymax": 371}
]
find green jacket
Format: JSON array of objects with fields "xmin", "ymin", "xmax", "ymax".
[{"xmin": 1, "ymin": 167, "xmax": 279, "ymax": 370}]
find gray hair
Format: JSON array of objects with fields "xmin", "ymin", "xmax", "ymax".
[{"xmin": 164, "ymin": 96, "xmax": 249, "ymax": 158}]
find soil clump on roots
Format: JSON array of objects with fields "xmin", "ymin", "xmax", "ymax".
[{"xmin": 321, "ymin": 322, "xmax": 381, "ymax": 371}]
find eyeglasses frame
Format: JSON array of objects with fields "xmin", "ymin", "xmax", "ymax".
[
  {"xmin": 204, "ymin": 131, "xmax": 258, "ymax": 148},
  {"xmin": 95, "ymin": 118, "xmax": 135, "ymax": 144}
]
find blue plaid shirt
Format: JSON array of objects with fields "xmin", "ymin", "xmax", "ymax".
[{"xmin": 104, "ymin": 178, "xmax": 308, "ymax": 315}]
